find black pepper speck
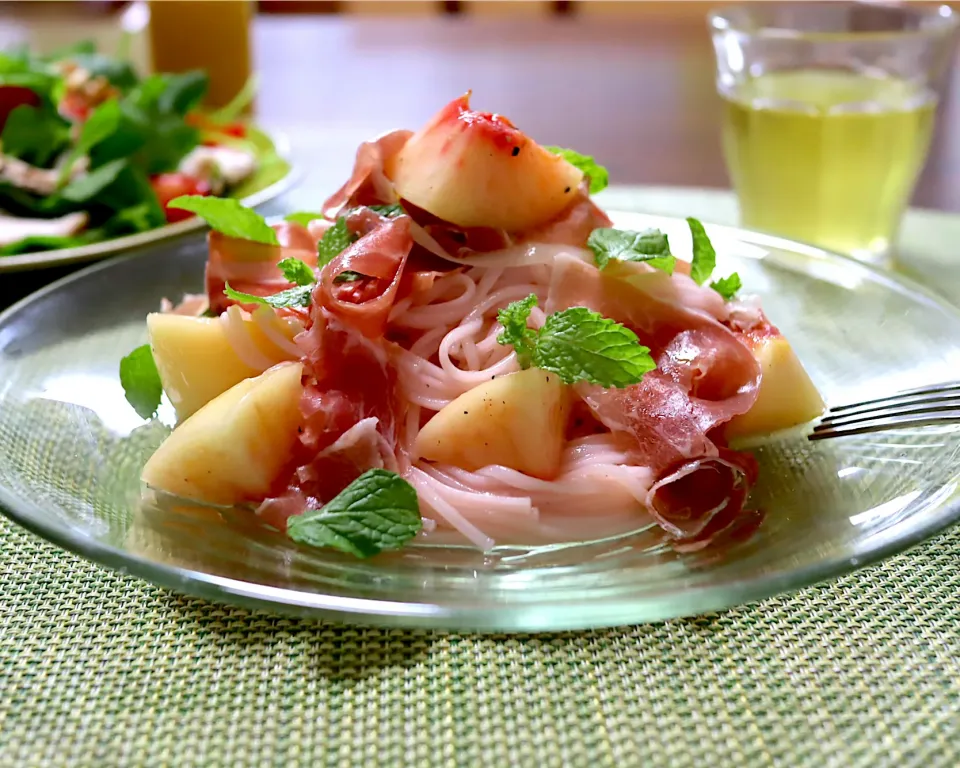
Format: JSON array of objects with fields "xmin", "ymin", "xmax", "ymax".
[{"xmin": 511, "ymin": 146, "xmax": 520, "ymax": 157}]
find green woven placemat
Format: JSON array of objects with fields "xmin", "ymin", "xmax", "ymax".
[
  {"xmin": 2, "ymin": 185, "xmax": 960, "ymax": 767},
  {"xmin": 2, "ymin": 516, "xmax": 958, "ymax": 767}
]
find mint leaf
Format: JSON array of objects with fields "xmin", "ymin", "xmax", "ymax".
[
  {"xmin": 224, "ymin": 282, "xmax": 312, "ymax": 309},
  {"xmin": 59, "ymin": 99, "xmax": 122, "ymax": 184},
  {"xmin": 277, "ymin": 257, "xmax": 315, "ymax": 287},
  {"xmin": 168, "ymin": 196, "xmax": 279, "ymax": 245},
  {"xmin": 119, "ymin": 344, "xmax": 162, "ymax": 419},
  {"xmin": 687, "ymin": 217, "xmax": 716, "ymax": 286},
  {"xmin": 496, "ymin": 294, "xmax": 539, "ymax": 368},
  {"xmin": 544, "ymin": 146, "xmax": 608, "ymax": 194},
  {"xmin": 533, "ymin": 307, "xmax": 655, "ymax": 388},
  {"xmin": 287, "ymin": 468, "xmax": 422, "ymax": 558},
  {"xmin": 317, "ymin": 216, "xmax": 356, "ymax": 267},
  {"xmin": 710, "ymin": 273, "xmax": 742, "ymax": 301},
  {"xmin": 587, "ymin": 227, "xmax": 675, "ymax": 274},
  {"xmin": 367, "ymin": 203, "xmax": 404, "ymax": 217},
  {"xmin": 333, "ymin": 270, "xmax": 366, "ymax": 284},
  {"xmin": 284, "ymin": 211, "xmax": 323, "ymax": 226}
]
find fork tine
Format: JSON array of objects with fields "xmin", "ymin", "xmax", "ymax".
[
  {"xmin": 828, "ymin": 381, "xmax": 960, "ymax": 413},
  {"xmin": 808, "ymin": 409, "xmax": 960, "ymax": 440},
  {"xmin": 827, "ymin": 391, "xmax": 960, "ymax": 418},
  {"xmin": 814, "ymin": 397, "xmax": 960, "ymax": 430}
]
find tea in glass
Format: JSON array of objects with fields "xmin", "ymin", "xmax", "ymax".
[
  {"xmin": 710, "ymin": 2, "xmax": 959, "ymax": 263},
  {"xmin": 721, "ymin": 69, "xmax": 936, "ymax": 260}
]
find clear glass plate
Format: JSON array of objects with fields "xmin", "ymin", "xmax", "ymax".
[{"xmin": 2, "ymin": 211, "xmax": 960, "ymax": 632}]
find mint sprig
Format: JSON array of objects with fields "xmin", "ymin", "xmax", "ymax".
[
  {"xmin": 224, "ymin": 282, "xmax": 313, "ymax": 309},
  {"xmin": 277, "ymin": 257, "xmax": 315, "ymax": 286},
  {"xmin": 366, "ymin": 203, "xmax": 404, "ymax": 217},
  {"xmin": 223, "ymin": 255, "xmax": 317, "ymax": 309},
  {"xmin": 333, "ymin": 270, "xmax": 366, "ymax": 284},
  {"xmin": 496, "ymin": 294, "xmax": 539, "ymax": 369},
  {"xmin": 496, "ymin": 295, "xmax": 655, "ymax": 388},
  {"xmin": 587, "ymin": 227, "xmax": 675, "ymax": 274},
  {"xmin": 119, "ymin": 344, "xmax": 162, "ymax": 419},
  {"xmin": 317, "ymin": 216, "xmax": 357, "ymax": 267},
  {"xmin": 687, "ymin": 217, "xmax": 716, "ymax": 286},
  {"xmin": 710, "ymin": 273, "xmax": 742, "ymax": 301},
  {"xmin": 286, "ymin": 468, "xmax": 422, "ymax": 558},
  {"xmin": 168, "ymin": 195, "xmax": 279, "ymax": 245},
  {"xmin": 544, "ymin": 146, "xmax": 608, "ymax": 194}
]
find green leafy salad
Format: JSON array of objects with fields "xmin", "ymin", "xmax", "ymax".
[{"xmin": 0, "ymin": 41, "xmax": 289, "ymax": 257}]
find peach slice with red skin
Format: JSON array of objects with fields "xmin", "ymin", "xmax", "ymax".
[{"xmin": 385, "ymin": 92, "xmax": 584, "ymax": 232}]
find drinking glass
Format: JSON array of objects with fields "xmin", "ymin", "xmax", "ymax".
[
  {"xmin": 709, "ymin": 2, "xmax": 960, "ymax": 264},
  {"xmin": 147, "ymin": 0, "xmax": 254, "ymax": 110}
]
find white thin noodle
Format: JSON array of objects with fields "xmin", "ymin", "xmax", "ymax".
[
  {"xmin": 390, "ymin": 259, "xmax": 656, "ymax": 550},
  {"xmin": 219, "ymin": 305, "xmax": 303, "ymax": 372}
]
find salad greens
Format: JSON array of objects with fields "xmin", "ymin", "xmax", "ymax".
[{"xmin": 0, "ymin": 41, "xmax": 288, "ymax": 257}]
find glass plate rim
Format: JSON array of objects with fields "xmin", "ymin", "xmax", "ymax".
[
  {"xmin": 0, "ymin": 130, "xmax": 301, "ymax": 274},
  {"xmin": 2, "ymin": 210, "xmax": 960, "ymax": 632}
]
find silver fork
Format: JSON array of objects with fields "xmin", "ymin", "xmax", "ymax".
[{"xmin": 809, "ymin": 381, "xmax": 960, "ymax": 440}]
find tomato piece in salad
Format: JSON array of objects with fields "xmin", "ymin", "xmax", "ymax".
[
  {"xmin": 151, "ymin": 173, "xmax": 212, "ymax": 223},
  {"xmin": 0, "ymin": 85, "xmax": 41, "ymax": 131}
]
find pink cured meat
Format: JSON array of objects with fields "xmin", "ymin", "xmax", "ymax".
[
  {"xmin": 321, "ymin": 129, "xmax": 413, "ymax": 217},
  {"xmin": 258, "ymin": 313, "xmax": 402, "ymax": 531},
  {"xmin": 316, "ymin": 215, "xmax": 416, "ymax": 339},
  {"xmin": 205, "ymin": 222, "xmax": 318, "ymax": 315},
  {"xmin": 516, "ymin": 185, "xmax": 613, "ymax": 247},
  {"xmin": 259, "ymin": 218, "xmax": 418, "ymax": 528},
  {"xmin": 546, "ymin": 253, "xmax": 762, "ymax": 547}
]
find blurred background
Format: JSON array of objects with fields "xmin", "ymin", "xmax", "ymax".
[{"xmin": 2, "ymin": 0, "xmax": 957, "ymax": 216}]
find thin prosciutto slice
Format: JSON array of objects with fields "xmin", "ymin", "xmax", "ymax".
[
  {"xmin": 317, "ymin": 215, "xmax": 415, "ymax": 338},
  {"xmin": 258, "ymin": 217, "xmax": 419, "ymax": 528},
  {"xmin": 258, "ymin": 313, "xmax": 403, "ymax": 531},
  {"xmin": 321, "ymin": 129, "xmax": 412, "ymax": 217},
  {"xmin": 205, "ymin": 222, "xmax": 318, "ymax": 315},
  {"xmin": 516, "ymin": 184, "xmax": 613, "ymax": 248},
  {"xmin": 546, "ymin": 253, "xmax": 762, "ymax": 548}
]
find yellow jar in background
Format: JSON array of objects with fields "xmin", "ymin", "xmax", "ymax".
[{"xmin": 147, "ymin": 0, "xmax": 254, "ymax": 110}]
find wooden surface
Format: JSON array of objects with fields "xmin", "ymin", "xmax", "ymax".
[{"xmin": 247, "ymin": 13, "xmax": 960, "ymax": 212}]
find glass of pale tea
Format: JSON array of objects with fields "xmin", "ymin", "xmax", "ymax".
[{"xmin": 709, "ymin": 2, "xmax": 959, "ymax": 264}]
